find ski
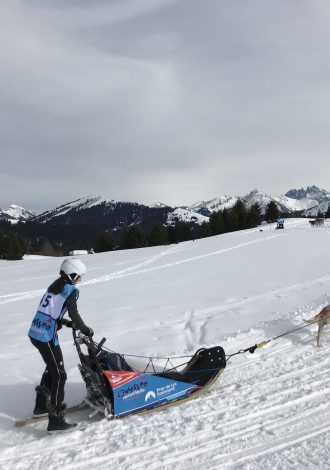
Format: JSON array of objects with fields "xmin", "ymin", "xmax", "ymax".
[{"xmin": 15, "ymin": 402, "xmax": 88, "ymax": 428}]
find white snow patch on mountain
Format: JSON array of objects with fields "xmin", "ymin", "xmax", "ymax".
[
  {"xmin": 149, "ymin": 202, "xmax": 171, "ymax": 209},
  {"xmin": 274, "ymin": 195, "xmax": 318, "ymax": 212},
  {"xmin": 242, "ymin": 188, "xmax": 273, "ymax": 211},
  {"xmin": 188, "ymin": 195, "xmax": 239, "ymax": 214},
  {"xmin": 35, "ymin": 196, "xmax": 116, "ymax": 222},
  {"xmin": 167, "ymin": 207, "xmax": 209, "ymax": 225},
  {"xmin": 1, "ymin": 204, "xmax": 35, "ymax": 221}
]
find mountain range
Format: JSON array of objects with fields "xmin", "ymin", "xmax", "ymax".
[{"xmin": 1, "ymin": 186, "xmax": 329, "ymax": 230}]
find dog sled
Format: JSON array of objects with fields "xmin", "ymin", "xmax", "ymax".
[{"xmin": 73, "ymin": 328, "xmax": 226, "ymax": 419}]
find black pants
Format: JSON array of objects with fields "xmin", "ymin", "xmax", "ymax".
[{"xmin": 30, "ymin": 338, "xmax": 67, "ymax": 409}]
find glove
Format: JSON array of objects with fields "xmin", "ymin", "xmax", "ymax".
[
  {"xmin": 83, "ymin": 326, "xmax": 94, "ymax": 337},
  {"xmin": 61, "ymin": 318, "xmax": 73, "ymax": 328}
]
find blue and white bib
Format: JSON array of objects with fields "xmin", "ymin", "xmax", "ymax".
[{"xmin": 28, "ymin": 284, "xmax": 78, "ymax": 344}]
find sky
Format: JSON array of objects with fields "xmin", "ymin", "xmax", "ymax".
[{"xmin": 1, "ymin": 0, "xmax": 330, "ymax": 212}]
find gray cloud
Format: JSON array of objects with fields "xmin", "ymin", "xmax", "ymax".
[{"xmin": 1, "ymin": 0, "xmax": 330, "ymax": 212}]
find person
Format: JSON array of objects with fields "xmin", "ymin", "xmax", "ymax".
[
  {"xmin": 28, "ymin": 258, "xmax": 94, "ymax": 433},
  {"xmin": 276, "ymin": 218, "xmax": 284, "ymax": 229}
]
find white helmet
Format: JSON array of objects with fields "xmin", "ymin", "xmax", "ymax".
[{"xmin": 60, "ymin": 258, "xmax": 87, "ymax": 283}]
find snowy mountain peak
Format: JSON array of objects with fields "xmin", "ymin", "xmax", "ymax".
[
  {"xmin": 0, "ymin": 204, "xmax": 35, "ymax": 222},
  {"xmin": 247, "ymin": 188, "xmax": 263, "ymax": 196},
  {"xmin": 187, "ymin": 194, "xmax": 239, "ymax": 216},
  {"xmin": 150, "ymin": 202, "xmax": 172, "ymax": 209},
  {"xmin": 34, "ymin": 195, "xmax": 119, "ymax": 223},
  {"xmin": 242, "ymin": 189, "xmax": 275, "ymax": 212},
  {"xmin": 285, "ymin": 185, "xmax": 329, "ymax": 201}
]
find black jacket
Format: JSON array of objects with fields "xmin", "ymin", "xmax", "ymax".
[{"xmin": 64, "ymin": 291, "xmax": 91, "ymax": 335}]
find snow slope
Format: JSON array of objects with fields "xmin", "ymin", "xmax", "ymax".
[{"xmin": 1, "ymin": 219, "xmax": 330, "ymax": 469}]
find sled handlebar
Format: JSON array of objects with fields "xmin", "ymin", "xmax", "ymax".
[
  {"xmin": 96, "ymin": 337, "xmax": 107, "ymax": 354},
  {"xmin": 73, "ymin": 329, "xmax": 107, "ymax": 356}
]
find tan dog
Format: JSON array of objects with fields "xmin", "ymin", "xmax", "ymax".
[{"xmin": 303, "ymin": 305, "xmax": 330, "ymax": 346}]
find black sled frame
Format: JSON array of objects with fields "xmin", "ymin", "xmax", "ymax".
[{"xmin": 73, "ymin": 329, "xmax": 226, "ymax": 419}]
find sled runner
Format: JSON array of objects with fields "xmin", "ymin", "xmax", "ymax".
[
  {"xmin": 15, "ymin": 403, "xmax": 88, "ymax": 428},
  {"xmin": 74, "ymin": 329, "xmax": 226, "ymax": 419}
]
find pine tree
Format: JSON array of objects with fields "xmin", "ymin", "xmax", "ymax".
[
  {"xmin": 167, "ymin": 226, "xmax": 177, "ymax": 244},
  {"xmin": 231, "ymin": 200, "xmax": 248, "ymax": 230},
  {"xmin": 199, "ymin": 221, "xmax": 212, "ymax": 238},
  {"xmin": 121, "ymin": 225, "xmax": 145, "ymax": 249},
  {"xmin": 166, "ymin": 222, "xmax": 192, "ymax": 244},
  {"xmin": 325, "ymin": 204, "xmax": 330, "ymax": 219},
  {"xmin": 95, "ymin": 232, "xmax": 115, "ymax": 252},
  {"xmin": 0, "ymin": 232, "xmax": 26, "ymax": 260},
  {"xmin": 148, "ymin": 222, "xmax": 168, "ymax": 246},
  {"xmin": 265, "ymin": 201, "xmax": 279, "ymax": 222},
  {"xmin": 209, "ymin": 211, "xmax": 225, "ymax": 235},
  {"xmin": 247, "ymin": 203, "xmax": 263, "ymax": 227}
]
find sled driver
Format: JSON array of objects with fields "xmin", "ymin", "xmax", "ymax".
[{"xmin": 28, "ymin": 258, "xmax": 94, "ymax": 433}]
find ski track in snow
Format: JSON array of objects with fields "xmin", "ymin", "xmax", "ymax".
[
  {"xmin": 83, "ymin": 234, "xmax": 283, "ymax": 285},
  {"xmin": 0, "ymin": 233, "xmax": 282, "ymax": 305},
  {"xmin": 2, "ymin": 337, "xmax": 330, "ymax": 470},
  {"xmin": 1, "ymin": 230, "xmax": 327, "ymax": 322}
]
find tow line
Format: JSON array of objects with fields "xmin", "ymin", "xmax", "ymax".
[{"xmin": 226, "ymin": 314, "xmax": 328, "ymax": 361}]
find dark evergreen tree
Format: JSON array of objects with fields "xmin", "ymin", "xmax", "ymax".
[
  {"xmin": 0, "ymin": 232, "xmax": 26, "ymax": 260},
  {"xmin": 325, "ymin": 204, "xmax": 330, "ymax": 219},
  {"xmin": 232, "ymin": 200, "xmax": 248, "ymax": 229},
  {"xmin": 167, "ymin": 226, "xmax": 178, "ymax": 244},
  {"xmin": 175, "ymin": 222, "xmax": 193, "ymax": 242},
  {"xmin": 120, "ymin": 225, "xmax": 145, "ymax": 249},
  {"xmin": 247, "ymin": 203, "xmax": 263, "ymax": 227},
  {"xmin": 265, "ymin": 201, "xmax": 279, "ymax": 222},
  {"xmin": 95, "ymin": 232, "xmax": 115, "ymax": 252},
  {"xmin": 209, "ymin": 211, "xmax": 225, "ymax": 235},
  {"xmin": 148, "ymin": 222, "xmax": 168, "ymax": 246},
  {"xmin": 199, "ymin": 221, "xmax": 212, "ymax": 238},
  {"xmin": 167, "ymin": 222, "xmax": 192, "ymax": 244},
  {"xmin": 221, "ymin": 208, "xmax": 230, "ymax": 232}
]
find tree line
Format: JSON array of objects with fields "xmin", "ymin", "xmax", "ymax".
[{"xmin": 1, "ymin": 200, "xmax": 330, "ymax": 260}]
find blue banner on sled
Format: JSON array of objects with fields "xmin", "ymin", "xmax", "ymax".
[{"xmin": 106, "ymin": 371, "xmax": 199, "ymax": 417}]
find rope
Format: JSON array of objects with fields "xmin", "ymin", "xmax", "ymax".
[
  {"xmin": 98, "ymin": 342, "xmax": 192, "ymax": 361},
  {"xmin": 226, "ymin": 312, "xmax": 330, "ymax": 361},
  {"xmin": 92, "ymin": 312, "xmax": 329, "ymax": 367},
  {"xmin": 91, "ymin": 340, "xmax": 194, "ymax": 373}
]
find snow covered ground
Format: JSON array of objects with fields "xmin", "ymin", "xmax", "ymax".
[{"xmin": 1, "ymin": 219, "xmax": 330, "ymax": 469}]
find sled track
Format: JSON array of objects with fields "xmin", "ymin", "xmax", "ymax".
[
  {"xmin": 3, "ymin": 337, "xmax": 330, "ymax": 470},
  {"xmin": 0, "ymin": 235, "xmax": 285, "ymax": 305}
]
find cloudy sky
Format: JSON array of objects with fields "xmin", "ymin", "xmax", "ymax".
[{"xmin": 1, "ymin": 0, "xmax": 330, "ymax": 212}]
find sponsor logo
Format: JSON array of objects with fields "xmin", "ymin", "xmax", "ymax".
[
  {"xmin": 156, "ymin": 382, "xmax": 178, "ymax": 397},
  {"xmin": 104, "ymin": 371, "xmax": 141, "ymax": 388},
  {"xmin": 32, "ymin": 318, "xmax": 52, "ymax": 330},
  {"xmin": 145, "ymin": 391, "xmax": 156, "ymax": 402},
  {"xmin": 117, "ymin": 380, "xmax": 148, "ymax": 400},
  {"xmin": 144, "ymin": 382, "xmax": 179, "ymax": 402}
]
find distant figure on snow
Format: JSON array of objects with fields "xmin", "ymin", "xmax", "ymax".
[
  {"xmin": 28, "ymin": 258, "xmax": 94, "ymax": 433},
  {"xmin": 276, "ymin": 218, "xmax": 284, "ymax": 229}
]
